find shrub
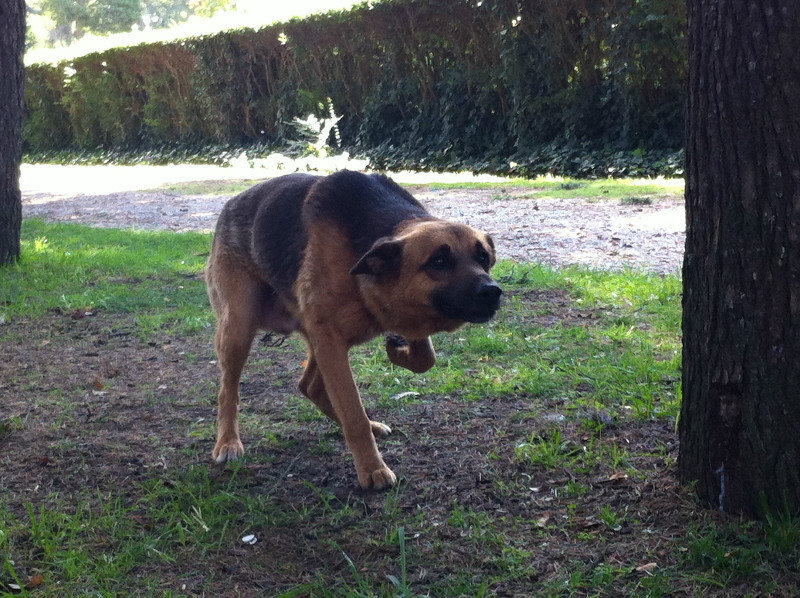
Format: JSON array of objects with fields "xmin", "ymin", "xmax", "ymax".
[{"xmin": 24, "ymin": 0, "xmax": 687, "ymax": 176}]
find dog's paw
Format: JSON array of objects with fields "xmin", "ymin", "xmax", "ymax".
[
  {"xmin": 212, "ymin": 438, "xmax": 244, "ymax": 463},
  {"xmin": 359, "ymin": 465, "xmax": 397, "ymax": 491},
  {"xmin": 370, "ymin": 420, "xmax": 392, "ymax": 439}
]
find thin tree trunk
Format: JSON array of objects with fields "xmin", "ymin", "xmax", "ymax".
[
  {"xmin": 0, "ymin": 0, "xmax": 26, "ymax": 265},
  {"xmin": 679, "ymin": 0, "xmax": 800, "ymax": 518}
]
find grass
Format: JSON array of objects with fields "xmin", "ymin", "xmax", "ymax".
[
  {"xmin": 0, "ymin": 220, "xmax": 212, "ymax": 337},
  {"xmin": 151, "ymin": 179, "xmax": 264, "ymax": 196},
  {"xmin": 1, "ymin": 220, "xmax": 798, "ymax": 596},
  {"xmin": 149, "ymin": 175, "xmax": 684, "ymax": 202},
  {"xmin": 350, "ymin": 261, "xmax": 682, "ymax": 421},
  {"xmin": 423, "ymin": 176, "xmax": 683, "ymax": 201}
]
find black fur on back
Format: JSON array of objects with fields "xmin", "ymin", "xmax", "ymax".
[
  {"xmin": 303, "ymin": 170, "xmax": 432, "ymax": 259},
  {"xmin": 250, "ymin": 174, "xmax": 317, "ymax": 294},
  {"xmin": 213, "ymin": 173, "xmax": 316, "ymax": 295},
  {"xmin": 214, "ymin": 171, "xmax": 432, "ymax": 300}
]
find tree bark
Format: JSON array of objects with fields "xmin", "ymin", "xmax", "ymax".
[
  {"xmin": 0, "ymin": 0, "xmax": 25, "ymax": 265},
  {"xmin": 680, "ymin": 0, "xmax": 800, "ymax": 518}
]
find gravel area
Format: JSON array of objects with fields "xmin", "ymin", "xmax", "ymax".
[{"xmin": 21, "ymin": 164, "xmax": 685, "ymax": 275}]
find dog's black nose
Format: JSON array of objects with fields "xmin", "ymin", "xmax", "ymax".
[{"xmin": 476, "ymin": 281, "xmax": 502, "ymax": 306}]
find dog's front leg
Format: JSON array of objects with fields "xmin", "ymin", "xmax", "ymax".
[
  {"xmin": 385, "ymin": 334, "xmax": 436, "ymax": 373},
  {"xmin": 307, "ymin": 331, "xmax": 396, "ymax": 490}
]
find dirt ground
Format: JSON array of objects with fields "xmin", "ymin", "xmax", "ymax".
[
  {"xmin": 20, "ymin": 164, "xmax": 685, "ymax": 275},
  {"xmin": 0, "ymin": 295, "xmax": 705, "ymax": 596}
]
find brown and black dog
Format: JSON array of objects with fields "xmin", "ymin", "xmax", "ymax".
[{"xmin": 206, "ymin": 171, "xmax": 502, "ymax": 489}]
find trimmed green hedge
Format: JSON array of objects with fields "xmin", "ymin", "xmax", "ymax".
[{"xmin": 24, "ymin": 0, "xmax": 686, "ymax": 176}]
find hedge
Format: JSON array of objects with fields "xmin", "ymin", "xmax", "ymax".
[{"xmin": 24, "ymin": 0, "xmax": 687, "ymax": 176}]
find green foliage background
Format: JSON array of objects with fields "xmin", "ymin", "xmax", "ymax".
[
  {"xmin": 35, "ymin": 0, "xmax": 233, "ymax": 45},
  {"xmin": 24, "ymin": 0, "xmax": 686, "ymax": 176}
]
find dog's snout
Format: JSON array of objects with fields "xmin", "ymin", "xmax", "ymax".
[{"xmin": 476, "ymin": 280, "xmax": 502, "ymax": 305}]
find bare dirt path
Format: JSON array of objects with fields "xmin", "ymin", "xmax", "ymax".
[{"xmin": 21, "ymin": 164, "xmax": 685, "ymax": 275}]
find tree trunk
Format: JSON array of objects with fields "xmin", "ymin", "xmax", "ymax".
[
  {"xmin": 0, "ymin": 0, "xmax": 25, "ymax": 265},
  {"xmin": 679, "ymin": 0, "xmax": 800, "ymax": 518}
]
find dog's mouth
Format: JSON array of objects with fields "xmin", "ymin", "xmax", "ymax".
[
  {"xmin": 435, "ymin": 303, "xmax": 499, "ymax": 324},
  {"xmin": 463, "ymin": 309, "xmax": 498, "ymax": 324}
]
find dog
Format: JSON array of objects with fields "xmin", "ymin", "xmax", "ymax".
[{"xmin": 205, "ymin": 171, "xmax": 502, "ymax": 489}]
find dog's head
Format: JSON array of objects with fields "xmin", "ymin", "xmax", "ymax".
[{"xmin": 351, "ymin": 219, "xmax": 502, "ymax": 337}]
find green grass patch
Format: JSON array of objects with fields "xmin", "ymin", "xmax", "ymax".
[
  {"xmin": 425, "ymin": 176, "xmax": 683, "ymax": 201},
  {"xmin": 152, "ymin": 176, "xmax": 684, "ymax": 202},
  {"xmin": 0, "ymin": 220, "xmax": 213, "ymax": 336},
  {"xmin": 0, "ymin": 465, "xmax": 291, "ymax": 595},
  {"xmin": 150, "ymin": 179, "xmax": 263, "ymax": 196},
  {"xmin": 351, "ymin": 261, "xmax": 682, "ymax": 421}
]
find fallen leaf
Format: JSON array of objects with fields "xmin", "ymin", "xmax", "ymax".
[
  {"xmin": 608, "ymin": 471, "xmax": 628, "ymax": 481},
  {"xmin": 26, "ymin": 574, "xmax": 44, "ymax": 589},
  {"xmin": 636, "ymin": 562, "xmax": 657, "ymax": 573},
  {"xmin": 534, "ymin": 512, "xmax": 551, "ymax": 527},
  {"xmin": 390, "ymin": 391, "xmax": 420, "ymax": 401}
]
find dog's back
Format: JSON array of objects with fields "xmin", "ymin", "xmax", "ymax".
[
  {"xmin": 212, "ymin": 171, "xmax": 431, "ymax": 300},
  {"xmin": 300, "ymin": 170, "xmax": 430, "ymax": 259},
  {"xmin": 211, "ymin": 173, "xmax": 316, "ymax": 287}
]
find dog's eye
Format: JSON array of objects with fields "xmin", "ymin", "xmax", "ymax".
[
  {"xmin": 429, "ymin": 255, "xmax": 450, "ymax": 270},
  {"xmin": 425, "ymin": 246, "xmax": 453, "ymax": 271},
  {"xmin": 475, "ymin": 250, "xmax": 490, "ymax": 269}
]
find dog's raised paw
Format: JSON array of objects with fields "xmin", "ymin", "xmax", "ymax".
[
  {"xmin": 370, "ymin": 421, "xmax": 392, "ymax": 439},
  {"xmin": 212, "ymin": 438, "xmax": 245, "ymax": 463}
]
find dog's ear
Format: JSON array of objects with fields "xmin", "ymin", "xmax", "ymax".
[
  {"xmin": 350, "ymin": 237, "xmax": 403, "ymax": 277},
  {"xmin": 485, "ymin": 234, "xmax": 497, "ymax": 268}
]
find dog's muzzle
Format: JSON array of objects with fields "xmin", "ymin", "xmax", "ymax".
[
  {"xmin": 475, "ymin": 280, "xmax": 502, "ymax": 309},
  {"xmin": 433, "ymin": 278, "xmax": 503, "ymax": 323},
  {"xmin": 465, "ymin": 280, "xmax": 502, "ymax": 322}
]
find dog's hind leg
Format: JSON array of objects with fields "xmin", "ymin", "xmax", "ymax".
[
  {"xmin": 207, "ymin": 258, "xmax": 262, "ymax": 463},
  {"xmin": 385, "ymin": 334, "xmax": 436, "ymax": 373},
  {"xmin": 212, "ymin": 316, "xmax": 256, "ymax": 463},
  {"xmin": 298, "ymin": 355, "xmax": 339, "ymax": 423},
  {"xmin": 299, "ymin": 353, "xmax": 392, "ymax": 438}
]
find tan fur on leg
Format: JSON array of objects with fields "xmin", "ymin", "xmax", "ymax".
[
  {"xmin": 298, "ymin": 354, "xmax": 340, "ymax": 424},
  {"xmin": 305, "ymin": 327, "xmax": 396, "ymax": 490},
  {"xmin": 207, "ymin": 254, "xmax": 262, "ymax": 463}
]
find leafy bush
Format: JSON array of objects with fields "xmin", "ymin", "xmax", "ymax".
[{"xmin": 24, "ymin": 0, "xmax": 687, "ymax": 176}]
